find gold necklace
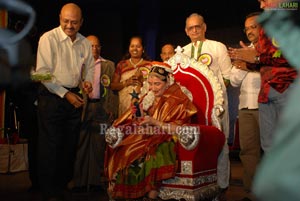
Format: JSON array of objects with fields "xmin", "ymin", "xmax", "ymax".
[{"xmin": 129, "ymin": 58, "xmax": 143, "ymax": 68}]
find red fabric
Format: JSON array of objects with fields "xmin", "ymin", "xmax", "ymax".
[
  {"xmin": 163, "ymin": 125, "xmax": 225, "ymax": 189},
  {"xmin": 0, "ymin": 10, "xmax": 8, "ymax": 28},
  {"xmin": 256, "ymin": 29, "xmax": 297, "ymax": 103},
  {"xmin": 177, "ymin": 125, "xmax": 225, "ymax": 172},
  {"xmin": 174, "ymin": 65, "xmax": 214, "ymax": 125},
  {"xmin": 162, "ymin": 62, "xmax": 226, "ymax": 191}
]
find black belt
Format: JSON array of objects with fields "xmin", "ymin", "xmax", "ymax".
[
  {"xmin": 64, "ymin": 86, "xmax": 80, "ymax": 93},
  {"xmin": 88, "ymin": 98, "xmax": 101, "ymax": 103}
]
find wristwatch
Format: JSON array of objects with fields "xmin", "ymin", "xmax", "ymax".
[{"xmin": 254, "ymin": 56, "xmax": 260, "ymax": 64}]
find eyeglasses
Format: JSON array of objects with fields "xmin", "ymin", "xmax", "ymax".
[
  {"xmin": 186, "ymin": 23, "xmax": 204, "ymax": 32},
  {"xmin": 244, "ymin": 24, "xmax": 258, "ymax": 32}
]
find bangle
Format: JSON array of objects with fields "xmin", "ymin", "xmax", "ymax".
[{"xmin": 254, "ymin": 56, "xmax": 260, "ymax": 64}]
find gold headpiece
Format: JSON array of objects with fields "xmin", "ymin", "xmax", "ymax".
[{"xmin": 149, "ymin": 61, "xmax": 173, "ymax": 80}]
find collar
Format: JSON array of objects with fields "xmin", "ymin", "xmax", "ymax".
[
  {"xmin": 57, "ymin": 26, "xmax": 83, "ymax": 43},
  {"xmin": 193, "ymin": 41, "xmax": 200, "ymax": 47},
  {"xmin": 96, "ymin": 56, "xmax": 106, "ymax": 63},
  {"xmin": 99, "ymin": 56, "xmax": 106, "ymax": 62},
  {"xmin": 192, "ymin": 40, "xmax": 206, "ymax": 47}
]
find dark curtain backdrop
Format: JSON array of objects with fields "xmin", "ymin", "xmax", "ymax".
[{"xmin": 22, "ymin": 0, "xmax": 261, "ymax": 62}]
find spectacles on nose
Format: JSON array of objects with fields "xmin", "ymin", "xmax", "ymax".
[
  {"xmin": 244, "ymin": 24, "xmax": 258, "ymax": 32},
  {"xmin": 187, "ymin": 23, "xmax": 204, "ymax": 32}
]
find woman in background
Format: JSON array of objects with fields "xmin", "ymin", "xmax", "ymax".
[{"xmin": 110, "ymin": 36, "xmax": 152, "ymax": 117}]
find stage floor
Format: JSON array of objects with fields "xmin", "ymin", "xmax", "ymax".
[{"xmin": 0, "ymin": 155, "xmax": 251, "ymax": 201}]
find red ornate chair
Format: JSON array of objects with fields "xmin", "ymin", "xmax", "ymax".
[{"xmin": 159, "ymin": 46, "xmax": 226, "ymax": 201}]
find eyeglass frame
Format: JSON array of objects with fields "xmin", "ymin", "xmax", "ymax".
[{"xmin": 186, "ymin": 23, "xmax": 205, "ymax": 32}]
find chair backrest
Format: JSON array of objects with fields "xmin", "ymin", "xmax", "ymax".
[{"xmin": 167, "ymin": 46, "xmax": 224, "ymax": 130}]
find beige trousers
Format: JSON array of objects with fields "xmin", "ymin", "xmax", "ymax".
[{"xmin": 238, "ymin": 109, "xmax": 261, "ymax": 191}]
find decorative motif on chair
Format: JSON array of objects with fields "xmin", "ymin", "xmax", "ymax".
[
  {"xmin": 181, "ymin": 160, "xmax": 193, "ymax": 175},
  {"xmin": 168, "ymin": 46, "xmax": 190, "ymax": 70},
  {"xmin": 212, "ymin": 105, "xmax": 225, "ymax": 131},
  {"xmin": 105, "ymin": 127, "xmax": 124, "ymax": 148},
  {"xmin": 178, "ymin": 126, "xmax": 200, "ymax": 151}
]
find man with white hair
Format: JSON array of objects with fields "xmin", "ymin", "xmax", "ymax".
[{"xmin": 183, "ymin": 13, "xmax": 232, "ymax": 197}]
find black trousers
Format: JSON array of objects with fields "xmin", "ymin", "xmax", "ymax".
[
  {"xmin": 73, "ymin": 100, "xmax": 110, "ymax": 189},
  {"xmin": 37, "ymin": 85, "xmax": 82, "ymax": 198}
]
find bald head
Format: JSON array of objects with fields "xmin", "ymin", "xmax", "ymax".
[
  {"xmin": 87, "ymin": 35, "xmax": 101, "ymax": 60},
  {"xmin": 86, "ymin": 35, "xmax": 99, "ymax": 42},
  {"xmin": 61, "ymin": 3, "xmax": 82, "ymax": 16},
  {"xmin": 60, "ymin": 3, "xmax": 83, "ymax": 41}
]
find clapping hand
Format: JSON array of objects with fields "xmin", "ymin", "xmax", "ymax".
[{"xmin": 228, "ymin": 41, "xmax": 258, "ymax": 63}]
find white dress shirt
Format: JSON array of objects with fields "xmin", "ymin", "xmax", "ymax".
[
  {"xmin": 36, "ymin": 26, "xmax": 94, "ymax": 98},
  {"xmin": 230, "ymin": 67, "xmax": 261, "ymax": 110},
  {"xmin": 230, "ymin": 42, "xmax": 261, "ymax": 110}
]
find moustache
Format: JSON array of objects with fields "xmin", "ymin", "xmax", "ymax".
[
  {"xmin": 65, "ymin": 28, "xmax": 75, "ymax": 31},
  {"xmin": 247, "ymin": 33, "xmax": 254, "ymax": 38}
]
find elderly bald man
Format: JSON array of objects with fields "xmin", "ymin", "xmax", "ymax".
[
  {"xmin": 35, "ymin": 3, "xmax": 94, "ymax": 201},
  {"xmin": 72, "ymin": 35, "xmax": 117, "ymax": 193}
]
